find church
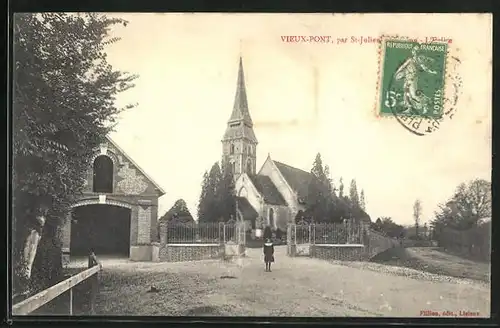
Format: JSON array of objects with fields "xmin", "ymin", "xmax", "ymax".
[{"xmin": 221, "ymin": 57, "xmax": 315, "ymax": 235}]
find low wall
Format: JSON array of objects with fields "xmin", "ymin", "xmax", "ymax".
[
  {"xmin": 159, "ymin": 244, "xmax": 222, "ymax": 262},
  {"xmin": 296, "ymin": 244, "xmax": 311, "ymax": 256},
  {"xmin": 312, "ymin": 244, "xmax": 366, "ymax": 261},
  {"xmin": 365, "ymin": 230, "xmax": 399, "ymax": 259}
]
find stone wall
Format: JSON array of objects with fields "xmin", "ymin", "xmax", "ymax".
[
  {"xmin": 364, "ymin": 229, "xmax": 399, "ymax": 259},
  {"xmin": 312, "ymin": 245, "xmax": 367, "ymax": 261}
]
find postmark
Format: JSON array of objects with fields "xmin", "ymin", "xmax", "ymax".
[{"xmin": 376, "ymin": 36, "xmax": 462, "ymax": 136}]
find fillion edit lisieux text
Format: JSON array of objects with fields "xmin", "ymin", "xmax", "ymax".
[{"xmin": 420, "ymin": 310, "xmax": 481, "ymax": 317}]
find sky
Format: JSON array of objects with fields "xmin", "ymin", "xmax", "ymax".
[{"xmin": 102, "ymin": 13, "xmax": 492, "ymax": 226}]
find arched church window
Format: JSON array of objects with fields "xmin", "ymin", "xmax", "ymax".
[
  {"xmin": 93, "ymin": 155, "xmax": 113, "ymax": 193},
  {"xmin": 268, "ymin": 208, "xmax": 275, "ymax": 228},
  {"xmin": 231, "ymin": 161, "xmax": 236, "ymax": 174},
  {"xmin": 230, "ymin": 144, "xmax": 235, "ymax": 155}
]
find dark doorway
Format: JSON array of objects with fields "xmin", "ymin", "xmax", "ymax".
[
  {"xmin": 70, "ymin": 204, "xmax": 131, "ymax": 257},
  {"xmin": 93, "ymin": 155, "xmax": 113, "ymax": 193}
]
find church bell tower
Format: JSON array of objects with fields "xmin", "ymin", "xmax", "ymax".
[{"xmin": 221, "ymin": 57, "xmax": 258, "ymax": 179}]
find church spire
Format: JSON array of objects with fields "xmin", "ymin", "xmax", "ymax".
[
  {"xmin": 228, "ymin": 56, "xmax": 253, "ymax": 126},
  {"xmin": 221, "ymin": 56, "xmax": 258, "ymax": 179}
]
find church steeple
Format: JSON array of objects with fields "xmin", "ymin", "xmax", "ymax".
[
  {"xmin": 222, "ymin": 56, "xmax": 258, "ymax": 179},
  {"xmin": 228, "ymin": 57, "xmax": 253, "ymax": 126}
]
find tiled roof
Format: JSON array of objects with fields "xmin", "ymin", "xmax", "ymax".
[
  {"xmin": 236, "ymin": 196, "xmax": 258, "ymax": 221},
  {"xmin": 272, "ymin": 160, "xmax": 314, "ymax": 203},
  {"xmin": 249, "ymin": 175, "xmax": 287, "ymax": 206}
]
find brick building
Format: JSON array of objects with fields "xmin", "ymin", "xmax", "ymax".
[{"xmin": 61, "ymin": 137, "xmax": 165, "ymax": 263}]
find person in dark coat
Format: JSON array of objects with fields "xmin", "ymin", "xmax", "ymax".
[
  {"xmin": 263, "ymin": 238, "xmax": 275, "ymax": 272},
  {"xmin": 88, "ymin": 248, "xmax": 100, "ymax": 268}
]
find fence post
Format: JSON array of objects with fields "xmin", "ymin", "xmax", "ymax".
[
  {"xmin": 89, "ymin": 273, "xmax": 98, "ymax": 315},
  {"xmin": 219, "ymin": 222, "xmax": 225, "ymax": 259},
  {"xmin": 88, "ymin": 253, "xmax": 99, "ymax": 315},
  {"xmin": 69, "ymin": 287, "xmax": 73, "ymax": 315},
  {"xmin": 347, "ymin": 220, "xmax": 351, "ymax": 244},
  {"xmin": 237, "ymin": 222, "xmax": 245, "ymax": 256},
  {"xmin": 309, "ymin": 224, "xmax": 316, "ymax": 257},
  {"xmin": 308, "ymin": 224, "xmax": 312, "ymax": 244}
]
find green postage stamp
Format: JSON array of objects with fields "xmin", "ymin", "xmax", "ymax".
[{"xmin": 378, "ymin": 38, "xmax": 448, "ymax": 120}]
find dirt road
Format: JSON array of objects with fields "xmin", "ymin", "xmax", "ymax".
[{"xmin": 94, "ymin": 246, "xmax": 490, "ymax": 317}]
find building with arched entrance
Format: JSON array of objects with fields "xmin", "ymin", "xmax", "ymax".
[{"xmin": 61, "ymin": 136, "xmax": 165, "ymax": 263}]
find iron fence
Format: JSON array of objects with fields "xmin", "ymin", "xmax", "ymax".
[
  {"xmin": 289, "ymin": 221, "xmax": 365, "ymax": 246},
  {"xmin": 166, "ymin": 222, "xmax": 221, "ymax": 244},
  {"xmin": 164, "ymin": 221, "xmax": 247, "ymax": 245},
  {"xmin": 313, "ymin": 222, "xmax": 363, "ymax": 244}
]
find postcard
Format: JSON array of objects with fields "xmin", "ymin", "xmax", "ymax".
[{"xmin": 12, "ymin": 13, "xmax": 491, "ymax": 318}]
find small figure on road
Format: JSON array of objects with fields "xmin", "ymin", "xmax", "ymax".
[{"xmin": 263, "ymin": 238, "xmax": 274, "ymax": 272}]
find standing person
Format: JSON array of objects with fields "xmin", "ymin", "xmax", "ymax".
[
  {"xmin": 88, "ymin": 248, "xmax": 100, "ymax": 268},
  {"xmin": 263, "ymin": 238, "xmax": 274, "ymax": 272}
]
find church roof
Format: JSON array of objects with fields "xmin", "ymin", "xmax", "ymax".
[
  {"xmin": 236, "ymin": 196, "xmax": 259, "ymax": 221},
  {"xmin": 249, "ymin": 175, "xmax": 287, "ymax": 206},
  {"xmin": 222, "ymin": 57, "xmax": 258, "ymax": 143},
  {"xmin": 272, "ymin": 160, "xmax": 313, "ymax": 203}
]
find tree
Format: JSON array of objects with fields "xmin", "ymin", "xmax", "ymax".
[
  {"xmin": 373, "ymin": 217, "xmax": 405, "ymax": 238},
  {"xmin": 160, "ymin": 199, "xmax": 194, "ymax": 225},
  {"xmin": 216, "ymin": 161, "xmax": 236, "ymax": 222},
  {"xmin": 448, "ymin": 179, "xmax": 491, "ymax": 228},
  {"xmin": 306, "ymin": 153, "xmax": 334, "ymax": 223},
  {"xmin": 360, "ymin": 189, "xmax": 366, "ymax": 211},
  {"xmin": 13, "ymin": 13, "xmax": 136, "ymax": 294},
  {"xmin": 197, "ymin": 163, "xmax": 221, "ymax": 223},
  {"xmin": 197, "ymin": 161, "xmax": 236, "ymax": 224},
  {"xmin": 413, "ymin": 199, "xmax": 422, "ymax": 239},
  {"xmin": 324, "ymin": 165, "xmax": 333, "ymax": 196},
  {"xmin": 372, "ymin": 218, "xmax": 383, "ymax": 231},
  {"xmin": 197, "ymin": 171, "xmax": 210, "ymax": 221},
  {"xmin": 431, "ymin": 179, "xmax": 491, "ymax": 241},
  {"xmin": 349, "ymin": 179, "xmax": 359, "ymax": 207},
  {"xmin": 338, "ymin": 177, "xmax": 344, "ymax": 198}
]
